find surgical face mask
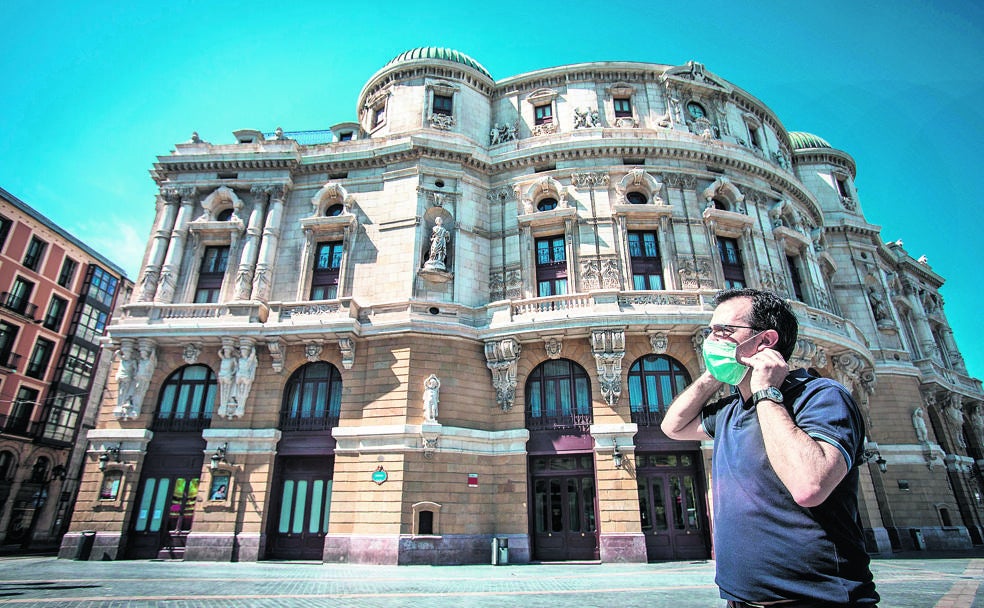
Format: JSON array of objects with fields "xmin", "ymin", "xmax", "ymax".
[{"xmin": 702, "ymin": 338, "xmax": 749, "ymax": 385}]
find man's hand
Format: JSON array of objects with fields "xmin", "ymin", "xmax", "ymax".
[{"xmin": 738, "ymin": 346, "xmax": 788, "ymax": 393}]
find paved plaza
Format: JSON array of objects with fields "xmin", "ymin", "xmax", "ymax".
[{"xmin": 0, "ymin": 552, "xmax": 981, "ymax": 607}]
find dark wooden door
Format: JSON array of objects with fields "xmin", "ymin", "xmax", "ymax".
[
  {"xmin": 530, "ymin": 455, "xmax": 598, "ymax": 561},
  {"xmin": 266, "ymin": 456, "xmax": 333, "ymax": 560},
  {"xmin": 637, "ymin": 452, "xmax": 709, "ymax": 561}
]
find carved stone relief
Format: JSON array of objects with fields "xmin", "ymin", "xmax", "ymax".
[
  {"xmin": 591, "ymin": 329, "xmax": 626, "ymax": 406},
  {"xmin": 484, "ymin": 338, "xmax": 522, "ymax": 411}
]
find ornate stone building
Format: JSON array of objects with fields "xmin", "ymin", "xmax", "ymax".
[{"xmin": 61, "ymin": 48, "xmax": 983, "ymax": 564}]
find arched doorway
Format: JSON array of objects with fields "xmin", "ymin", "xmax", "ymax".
[
  {"xmin": 525, "ymin": 358, "xmax": 597, "ymax": 561},
  {"xmin": 265, "ymin": 361, "xmax": 341, "ymax": 560},
  {"xmin": 127, "ymin": 364, "xmax": 214, "ymax": 559},
  {"xmin": 628, "ymin": 354, "xmax": 710, "ymax": 561}
]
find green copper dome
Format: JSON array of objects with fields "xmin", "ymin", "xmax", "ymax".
[
  {"xmin": 386, "ymin": 47, "xmax": 492, "ymax": 79},
  {"xmin": 789, "ymin": 131, "xmax": 832, "ymax": 150}
]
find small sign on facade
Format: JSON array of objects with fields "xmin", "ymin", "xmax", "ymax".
[
  {"xmin": 467, "ymin": 473, "xmax": 478, "ymax": 487},
  {"xmin": 372, "ymin": 465, "xmax": 388, "ymax": 485}
]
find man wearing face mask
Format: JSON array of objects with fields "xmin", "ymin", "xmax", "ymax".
[{"xmin": 662, "ymin": 288, "xmax": 878, "ymax": 607}]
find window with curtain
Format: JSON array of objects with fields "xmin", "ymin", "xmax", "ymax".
[
  {"xmin": 280, "ymin": 362, "xmax": 343, "ymax": 431},
  {"xmin": 627, "ymin": 355, "xmax": 691, "ymax": 427},
  {"xmin": 525, "ymin": 359, "xmax": 592, "ymax": 431}
]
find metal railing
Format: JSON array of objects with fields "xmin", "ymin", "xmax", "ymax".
[{"xmin": 0, "ymin": 292, "xmax": 38, "ymax": 319}]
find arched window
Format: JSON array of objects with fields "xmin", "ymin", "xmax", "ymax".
[
  {"xmin": 525, "ymin": 359, "xmax": 592, "ymax": 431},
  {"xmin": 216, "ymin": 209, "xmax": 234, "ymax": 222},
  {"xmin": 325, "ymin": 204, "xmax": 344, "ymax": 217},
  {"xmin": 280, "ymin": 362, "xmax": 343, "ymax": 431},
  {"xmin": 153, "ymin": 365, "xmax": 216, "ymax": 431},
  {"xmin": 0, "ymin": 451, "xmax": 14, "ymax": 480},
  {"xmin": 628, "ymin": 355, "xmax": 691, "ymax": 427},
  {"xmin": 626, "ymin": 191, "xmax": 648, "ymax": 205}
]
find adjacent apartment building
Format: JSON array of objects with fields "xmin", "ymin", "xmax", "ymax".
[
  {"xmin": 61, "ymin": 49, "xmax": 983, "ymax": 564},
  {"xmin": 0, "ymin": 186, "xmax": 130, "ymax": 552}
]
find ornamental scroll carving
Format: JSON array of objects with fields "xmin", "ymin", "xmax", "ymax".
[
  {"xmin": 485, "ymin": 338, "xmax": 522, "ymax": 411},
  {"xmin": 339, "ymin": 338, "xmax": 355, "ymax": 370},
  {"xmin": 591, "ymin": 329, "xmax": 625, "ymax": 407},
  {"xmin": 788, "ymin": 338, "xmax": 827, "ymax": 371}
]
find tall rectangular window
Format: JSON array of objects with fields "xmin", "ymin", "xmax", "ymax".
[
  {"xmin": 717, "ymin": 237, "xmax": 746, "ymax": 289},
  {"xmin": 535, "ymin": 236, "xmax": 567, "ymax": 297},
  {"xmin": 787, "ymin": 255, "xmax": 805, "ymax": 302},
  {"xmin": 0, "ymin": 216, "xmax": 11, "ymax": 252},
  {"xmin": 195, "ymin": 246, "xmax": 229, "ymax": 304},
  {"xmin": 433, "ymin": 94, "xmax": 453, "ymax": 116},
  {"xmin": 311, "ymin": 242, "xmax": 343, "ymax": 300},
  {"xmin": 534, "ymin": 104, "xmax": 553, "ymax": 125},
  {"xmin": 58, "ymin": 258, "xmax": 78, "ymax": 288},
  {"xmin": 22, "ymin": 237, "xmax": 47, "ymax": 271},
  {"xmin": 614, "ymin": 98, "xmax": 632, "ymax": 118},
  {"xmin": 43, "ymin": 295, "xmax": 68, "ymax": 331},
  {"xmin": 835, "ymin": 175, "xmax": 850, "ymax": 198},
  {"xmin": 6, "ymin": 277, "xmax": 35, "ymax": 315},
  {"xmin": 628, "ymin": 231, "xmax": 664, "ymax": 290},
  {"xmin": 0, "ymin": 321, "xmax": 19, "ymax": 367},
  {"xmin": 8, "ymin": 387, "xmax": 39, "ymax": 434},
  {"xmin": 25, "ymin": 338, "xmax": 54, "ymax": 379},
  {"xmin": 372, "ymin": 105, "xmax": 386, "ymax": 128}
]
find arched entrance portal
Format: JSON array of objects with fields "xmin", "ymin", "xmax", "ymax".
[{"xmin": 525, "ymin": 358, "xmax": 598, "ymax": 561}]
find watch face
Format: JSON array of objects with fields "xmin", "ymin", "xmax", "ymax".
[
  {"xmin": 687, "ymin": 102, "xmax": 705, "ymax": 119},
  {"xmin": 765, "ymin": 387, "xmax": 783, "ymax": 402}
]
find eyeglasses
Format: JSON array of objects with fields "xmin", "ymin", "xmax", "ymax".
[{"xmin": 701, "ymin": 324, "xmax": 762, "ymax": 339}]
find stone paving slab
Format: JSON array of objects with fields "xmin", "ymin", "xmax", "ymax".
[{"xmin": 0, "ymin": 554, "xmax": 980, "ymax": 607}]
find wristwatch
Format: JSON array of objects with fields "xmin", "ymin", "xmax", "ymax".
[{"xmin": 749, "ymin": 386, "xmax": 784, "ymax": 406}]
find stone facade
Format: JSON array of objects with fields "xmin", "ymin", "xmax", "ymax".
[{"xmin": 62, "ymin": 49, "xmax": 983, "ymax": 564}]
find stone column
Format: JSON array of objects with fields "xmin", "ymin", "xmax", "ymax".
[
  {"xmin": 137, "ymin": 189, "xmax": 181, "ymax": 302},
  {"xmin": 903, "ymin": 280, "xmax": 939, "ymax": 362},
  {"xmin": 233, "ymin": 186, "xmax": 270, "ymax": 300},
  {"xmin": 940, "ymin": 325, "xmax": 968, "ymax": 374},
  {"xmin": 250, "ymin": 186, "xmax": 287, "ymax": 302},
  {"xmin": 154, "ymin": 187, "xmax": 198, "ymax": 303}
]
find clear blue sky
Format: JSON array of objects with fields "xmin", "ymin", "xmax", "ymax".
[{"xmin": 1, "ymin": 1, "xmax": 981, "ymax": 379}]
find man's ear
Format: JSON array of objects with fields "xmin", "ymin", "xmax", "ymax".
[{"xmin": 759, "ymin": 329, "xmax": 780, "ymax": 350}]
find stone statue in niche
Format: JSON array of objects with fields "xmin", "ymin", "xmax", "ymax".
[
  {"xmin": 912, "ymin": 407, "xmax": 929, "ymax": 444},
  {"xmin": 423, "ymin": 374, "xmax": 440, "ymax": 422},
  {"xmin": 424, "ymin": 217, "xmax": 451, "ymax": 271},
  {"xmin": 867, "ymin": 284, "xmax": 889, "ymax": 324}
]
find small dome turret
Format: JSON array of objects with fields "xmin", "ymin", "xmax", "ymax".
[{"xmin": 384, "ymin": 47, "xmax": 491, "ymax": 79}]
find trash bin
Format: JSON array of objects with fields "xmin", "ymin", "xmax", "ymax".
[
  {"xmin": 76, "ymin": 531, "xmax": 96, "ymax": 561},
  {"xmin": 491, "ymin": 537, "xmax": 509, "ymax": 565}
]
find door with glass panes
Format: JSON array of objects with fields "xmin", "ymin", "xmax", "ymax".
[
  {"xmin": 266, "ymin": 456, "xmax": 333, "ymax": 560},
  {"xmin": 636, "ymin": 452, "xmax": 709, "ymax": 561},
  {"xmin": 529, "ymin": 454, "xmax": 598, "ymax": 561},
  {"xmin": 129, "ymin": 475, "xmax": 200, "ymax": 559}
]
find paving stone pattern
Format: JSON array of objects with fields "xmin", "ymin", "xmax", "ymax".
[{"xmin": 0, "ymin": 553, "xmax": 981, "ymax": 607}]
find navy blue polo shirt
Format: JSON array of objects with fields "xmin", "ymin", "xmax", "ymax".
[{"xmin": 700, "ymin": 369, "xmax": 878, "ymax": 606}]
